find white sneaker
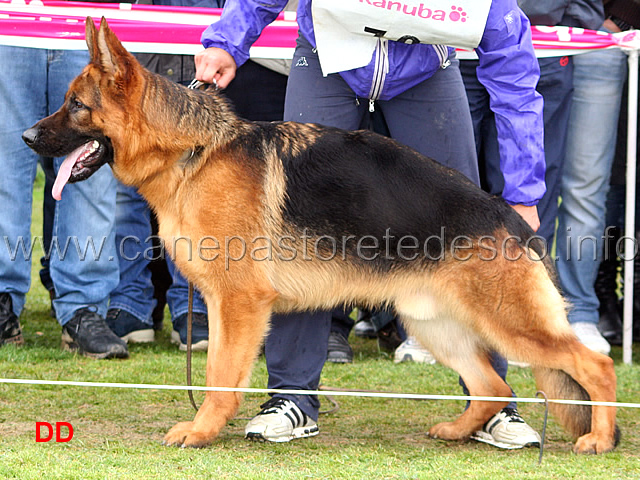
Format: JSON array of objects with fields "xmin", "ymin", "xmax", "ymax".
[
  {"xmin": 245, "ymin": 398, "xmax": 319, "ymax": 443},
  {"xmin": 471, "ymin": 408, "xmax": 541, "ymax": 449},
  {"xmin": 394, "ymin": 337, "xmax": 436, "ymax": 364},
  {"xmin": 571, "ymin": 322, "xmax": 611, "ymax": 355}
]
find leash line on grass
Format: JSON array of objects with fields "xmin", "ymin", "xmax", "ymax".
[{"xmin": 0, "ymin": 377, "xmax": 638, "ymax": 408}]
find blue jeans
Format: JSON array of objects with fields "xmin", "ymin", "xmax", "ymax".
[
  {"xmin": 0, "ymin": 47, "xmax": 118, "ymax": 325},
  {"xmin": 556, "ymin": 49, "xmax": 628, "ymax": 325},
  {"xmin": 266, "ymin": 36, "xmax": 511, "ymax": 419},
  {"xmin": 110, "ymin": 183, "xmax": 207, "ymax": 325}
]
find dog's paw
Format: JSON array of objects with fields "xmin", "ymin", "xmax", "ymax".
[
  {"xmin": 573, "ymin": 432, "xmax": 616, "ymax": 455},
  {"xmin": 428, "ymin": 422, "xmax": 468, "ymax": 441},
  {"xmin": 163, "ymin": 421, "xmax": 214, "ymax": 448},
  {"xmin": 163, "ymin": 421, "xmax": 194, "ymax": 447}
]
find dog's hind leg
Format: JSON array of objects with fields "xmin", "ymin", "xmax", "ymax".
[
  {"xmin": 400, "ymin": 314, "xmax": 512, "ymax": 441},
  {"xmin": 441, "ymin": 256, "xmax": 618, "ymax": 454},
  {"xmin": 164, "ymin": 286, "xmax": 276, "ymax": 448}
]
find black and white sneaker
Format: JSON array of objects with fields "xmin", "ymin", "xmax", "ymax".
[
  {"xmin": 62, "ymin": 307, "xmax": 129, "ymax": 359},
  {"xmin": 245, "ymin": 397, "xmax": 319, "ymax": 443},
  {"xmin": 471, "ymin": 408, "xmax": 541, "ymax": 449}
]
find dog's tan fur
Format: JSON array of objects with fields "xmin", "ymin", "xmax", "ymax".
[{"xmin": 24, "ymin": 18, "xmax": 619, "ymax": 454}]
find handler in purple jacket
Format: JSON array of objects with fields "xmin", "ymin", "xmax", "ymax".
[{"xmin": 195, "ymin": 0, "xmax": 545, "ymax": 448}]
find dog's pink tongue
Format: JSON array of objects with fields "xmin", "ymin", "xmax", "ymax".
[{"xmin": 52, "ymin": 143, "xmax": 90, "ymax": 201}]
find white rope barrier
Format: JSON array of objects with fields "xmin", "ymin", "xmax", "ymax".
[{"xmin": 0, "ymin": 377, "xmax": 638, "ymax": 409}]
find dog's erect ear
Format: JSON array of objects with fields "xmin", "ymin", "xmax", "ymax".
[
  {"xmin": 85, "ymin": 16, "xmax": 133, "ymax": 78},
  {"xmin": 85, "ymin": 16, "xmax": 99, "ymax": 63}
]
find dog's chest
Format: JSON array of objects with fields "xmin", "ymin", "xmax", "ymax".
[{"xmin": 157, "ymin": 213, "xmax": 187, "ymax": 260}]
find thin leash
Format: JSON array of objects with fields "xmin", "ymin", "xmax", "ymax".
[
  {"xmin": 184, "ymin": 77, "xmax": 215, "ymax": 413},
  {"xmin": 535, "ymin": 391, "xmax": 550, "ymax": 465},
  {"xmin": 186, "ymin": 281, "xmax": 198, "ymax": 412}
]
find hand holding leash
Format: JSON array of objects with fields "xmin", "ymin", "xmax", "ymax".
[{"xmin": 194, "ymin": 47, "xmax": 237, "ymax": 89}]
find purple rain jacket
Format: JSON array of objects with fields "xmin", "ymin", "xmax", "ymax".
[{"xmin": 201, "ymin": 0, "xmax": 545, "ymax": 207}]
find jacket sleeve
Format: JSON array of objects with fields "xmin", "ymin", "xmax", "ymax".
[
  {"xmin": 476, "ymin": 1, "xmax": 546, "ymax": 206},
  {"xmin": 200, "ymin": 0, "xmax": 290, "ymax": 67}
]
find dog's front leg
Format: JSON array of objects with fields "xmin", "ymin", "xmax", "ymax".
[{"xmin": 164, "ymin": 288, "xmax": 275, "ymax": 448}]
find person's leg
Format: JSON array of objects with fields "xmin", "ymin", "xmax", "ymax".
[
  {"xmin": 165, "ymin": 258, "xmax": 208, "ymax": 319},
  {"xmin": 276, "ymin": 34, "xmax": 367, "ymax": 409},
  {"xmin": 165, "ymin": 257, "xmax": 209, "ymax": 351},
  {"xmin": 459, "ymin": 59, "xmax": 494, "ymax": 187},
  {"xmin": 532, "ymin": 56, "xmax": 572, "ymax": 245},
  {"xmin": 0, "ymin": 46, "xmax": 46, "ymax": 318},
  {"xmin": 107, "ymin": 182, "xmax": 156, "ymax": 342},
  {"xmin": 327, "ymin": 307, "xmax": 355, "ymax": 364},
  {"xmin": 460, "ymin": 56, "xmax": 572, "ymax": 247},
  {"xmin": 556, "ymin": 48, "xmax": 628, "ymax": 355},
  {"xmin": 380, "ymin": 57, "xmax": 480, "ymax": 185},
  {"xmin": 245, "ymin": 35, "xmax": 367, "ymax": 441},
  {"xmin": 39, "ymin": 157, "xmax": 56, "ymax": 299},
  {"xmin": 382, "ymin": 55, "xmax": 539, "ymax": 447},
  {"xmin": 47, "ymin": 49, "xmax": 127, "ymax": 358},
  {"xmin": 48, "ymin": 49, "xmax": 120, "ymax": 324},
  {"xmin": 0, "ymin": 46, "xmax": 46, "ymax": 345}
]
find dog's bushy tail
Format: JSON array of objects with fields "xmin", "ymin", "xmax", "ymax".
[
  {"xmin": 532, "ymin": 367, "xmax": 622, "ymax": 445},
  {"xmin": 532, "ymin": 367, "xmax": 592, "ymax": 438}
]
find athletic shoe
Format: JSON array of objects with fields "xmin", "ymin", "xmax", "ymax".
[
  {"xmin": 171, "ymin": 312, "xmax": 209, "ymax": 352},
  {"xmin": 394, "ymin": 336, "xmax": 436, "ymax": 364},
  {"xmin": 0, "ymin": 293, "xmax": 24, "ymax": 346},
  {"xmin": 571, "ymin": 322, "xmax": 611, "ymax": 355},
  {"xmin": 106, "ymin": 308, "xmax": 155, "ymax": 343},
  {"xmin": 326, "ymin": 331, "xmax": 353, "ymax": 363},
  {"xmin": 354, "ymin": 319, "xmax": 376, "ymax": 338},
  {"xmin": 61, "ymin": 308, "xmax": 129, "ymax": 359},
  {"xmin": 471, "ymin": 408, "xmax": 541, "ymax": 449},
  {"xmin": 245, "ymin": 397, "xmax": 319, "ymax": 443}
]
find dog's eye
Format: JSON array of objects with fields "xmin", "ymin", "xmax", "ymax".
[{"xmin": 71, "ymin": 99, "xmax": 86, "ymax": 111}]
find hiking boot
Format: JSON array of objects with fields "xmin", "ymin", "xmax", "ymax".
[
  {"xmin": 61, "ymin": 307, "xmax": 129, "ymax": 359},
  {"xmin": 394, "ymin": 336, "xmax": 436, "ymax": 364},
  {"xmin": 245, "ymin": 397, "xmax": 319, "ymax": 443},
  {"xmin": 171, "ymin": 312, "xmax": 208, "ymax": 352},
  {"xmin": 571, "ymin": 322, "xmax": 611, "ymax": 355},
  {"xmin": 106, "ymin": 308, "xmax": 155, "ymax": 344},
  {"xmin": 471, "ymin": 408, "xmax": 541, "ymax": 449},
  {"xmin": 326, "ymin": 331, "xmax": 353, "ymax": 363},
  {"xmin": 0, "ymin": 293, "xmax": 24, "ymax": 346}
]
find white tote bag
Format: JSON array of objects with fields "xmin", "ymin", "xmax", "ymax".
[{"xmin": 312, "ymin": 0, "xmax": 493, "ymax": 75}]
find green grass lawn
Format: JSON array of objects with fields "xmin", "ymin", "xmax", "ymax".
[{"xmin": 0, "ymin": 169, "xmax": 638, "ymax": 479}]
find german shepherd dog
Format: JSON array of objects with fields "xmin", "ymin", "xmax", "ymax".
[{"xmin": 23, "ymin": 18, "xmax": 619, "ymax": 454}]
